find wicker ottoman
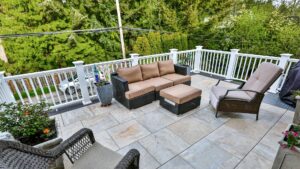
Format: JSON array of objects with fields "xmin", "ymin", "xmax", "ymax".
[{"xmin": 159, "ymin": 84, "xmax": 201, "ymax": 115}]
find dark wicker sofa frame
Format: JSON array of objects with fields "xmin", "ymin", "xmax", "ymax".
[
  {"xmin": 214, "ymin": 79, "xmax": 267, "ymax": 120},
  {"xmin": 0, "ymin": 128, "xmax": 140, "ymax": 169},
  {"xmin": 111, "ymin": 64, "xmax": 190, "ymax": 109}
]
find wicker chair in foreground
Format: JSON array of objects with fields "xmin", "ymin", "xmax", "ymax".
[
  {"xmin": 210, "ymin": 62, "xmax": 283, "ymax": 120},
  {"xmin": 0, "ymin": 128, "xmax": 140, "ymax": 169}
]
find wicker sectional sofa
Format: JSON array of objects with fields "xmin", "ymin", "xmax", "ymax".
[{"xmin": 111, "ymin": 60, "xmax": 191, "ymax": 109}]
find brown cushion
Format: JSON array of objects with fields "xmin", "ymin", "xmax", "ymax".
[
  {"xmin": 158, "ymin": 60, "xmax": 175, "ymax": 76},
  {"xmin": 160, "ymin": 84, "xmax": 202, "ymax": 104},
  {"xmin": 143, "ymin": 77, "xmax": 173, "ymax": 91},
  {"xmin": 242, "ymin": 62, "xmax": 283, "ymax": 94},
  {"xmin": 161, "ymin": 73, "xmax": 191, "ymax": 85},
  {"xmin": 140, "ymin": 63, "xmax": 160, "ymax": 80},
  {"xmin": 117, "ymin": 66, "xmax": 143, "ymax": 83},
  {"xmin": 125, "ymin": 86, "xmax": 155, "ymax": 99}
]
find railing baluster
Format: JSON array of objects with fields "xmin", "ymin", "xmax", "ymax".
[
  {"xmin": 64, "ymin": 72, "xmax": 74, "ymax": 101},
  {"xmin": 36, "ymin": 77, "xmax": 47, "ymax": 102},
  {"xmin": 21, "ymin": 79, "xmax": 33, "ymax": 104},
  {"xmin": 50, "ymin": 74, "xmax": 62, "ymax": 104},
  {"xmin": 44, "ymin": 75, "xmax": 56, "ymax": 105},
  {"xmin": 12, "ymin": 80, "xmax": 24, "ymax": 104},
  {"xmin": 29, "ymin": 78, "xmax": 40, "ymax": 103},
  {"xmin": 58, "ymin": 73, "xmax": 68, "ymax": 102}
]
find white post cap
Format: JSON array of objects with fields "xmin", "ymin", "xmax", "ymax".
[
  {"xmin": 196, "ymin": 46, "xmax": 203, "ymax": 50},
  {"xmin": 170, "ymin": 49, "xmax": 178, "ymax": 52},
  {"xmin": 230, "ymin": 49, "xmax": 239, "ymax": 53},
  {"xmin": 72, "ymin": 61, "xmax": 84, "ymax": 65},
  {"xmin": 280, "ymin": 53, "xmax": 292, "ymax": 58},
  {"xmin": 130, "ymin": 53, "xmax": 139, "ymax": 58}
]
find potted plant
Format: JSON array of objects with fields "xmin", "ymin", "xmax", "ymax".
[
  {"xmin": 272, "ymin": 124, "xmax": 300, "ymax": 169},
  {"xmin": 0, "ymin": 102, "xmax": 64, "ymax": 168},
  {"xmin": 293, "ymin": 90, "xmax": 300, "ymax": 124},
  {"xmin": 93, "ymin": 65, "xmax": 113, "ymax": 106},
  {"xmin": 178, "ymin": 53, "xmax": 192, "ymax": 74},
  {"xmin": 0, "ymin": 102, "xmax": 57, "ymax": 145}
]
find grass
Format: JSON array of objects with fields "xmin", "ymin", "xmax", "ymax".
[{"xmin": 14, "ymin": 86, "xmax": 56, "ymax": 101}]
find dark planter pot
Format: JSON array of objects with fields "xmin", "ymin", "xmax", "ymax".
[
  {"xmin": 272, "ymin": 124, "xmax": 300, "ymax": 169},
  {"xmin": 95, "ymin": 83, "xmax": 113, "ymax": 106},
  {"xmin": 182, "ymin": 64, "xmax": 191, "ymax": 75}
]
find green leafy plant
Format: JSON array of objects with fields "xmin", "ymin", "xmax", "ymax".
[
  {"xmin": 0, "ymin": 102, "xmax": 56, "ymax": 145},
  {"xmin": 178, "ymin": 53, "xmax": 193, "ymax": 66}
]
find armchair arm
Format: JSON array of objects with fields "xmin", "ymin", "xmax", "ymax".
[
  {"xmin": 115, "ymin": 149, "xmax": 140, "ymax": 169},
  {"xmin": 48, "ymin": 128, "xmax": 95, "ymax": 162},
  {"xmin": 222, "ymin": 89, "xmax": 264, "ymax": 102},
  {"xmin": 215, "ymin": 78, "xmax": 245, "ymax": 89},
  {"xmin": 111, "ymin": 73, "xmax": 129, "ymax": 92},
  {"xmin": 174, "ymin": 64, "xmax": 189, "ymax": 75}
]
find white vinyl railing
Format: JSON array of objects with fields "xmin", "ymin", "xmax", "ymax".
[{"xmin": 0, "ymin": 46, "xmax": 298, "ymax": 109}]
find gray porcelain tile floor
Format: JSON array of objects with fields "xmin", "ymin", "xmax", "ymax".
[{"xmin": 53, "ymin": 75, "xmax": 294, "ymax": 169}]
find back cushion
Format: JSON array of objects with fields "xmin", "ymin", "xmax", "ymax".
[
  {"xmin": 242, "ymin": 62, "xmax": 283, "ymax": 93},
  {"xmin": 117, "ymin": 65, "xmax": 143, "ymax": 83},
  {"xmin": 140, "ymin": 62, "xmax": 160, "ymax": 80},
  {"xmin": 158, "ymin": 60, "xmax": 175, "ymax": 76}
]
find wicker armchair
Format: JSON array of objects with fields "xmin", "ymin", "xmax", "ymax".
[
  {"xmin": 0, "ymin": 128, "xmax": 140, "ymax": 169},
  {"xmin": 210, "ymin": 62, "xmax": 283, "ymax": 120}
]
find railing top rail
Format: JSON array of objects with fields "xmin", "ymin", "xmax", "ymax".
[
  {"xmin": 289, "ymin": 58, "xmax": 299, "ymax": 62},
  {"xmin": 177, "ymin": 49, "xmax": 197, "ymax": 54},
  {"xmin": 202, "ymin": 49, "xmax": 231, "ymax": 54},
  {"xmin": 4, "ymin": 67, "xmax": 76, "ymax": 80},
  {"xmin": 237, "ymin": 53, "xmax": 279, "ymax": 60}
]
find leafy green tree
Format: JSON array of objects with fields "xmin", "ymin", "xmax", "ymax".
[{"xmin": 133, "ymin": 36, "xmax": 151, "ymax": 55}]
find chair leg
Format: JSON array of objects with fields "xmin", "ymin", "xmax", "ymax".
[
  {"xmin": 256, "ymin": 113, "xmax": 259, "ymax": 121},
  {"xmin": 215, "ymin": 111, "xmax": 218, "ymax": 118}
]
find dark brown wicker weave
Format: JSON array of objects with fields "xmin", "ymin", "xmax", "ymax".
[
  {"xmin": 0, "ymin": 128, "xmax": 140, "ymax": 169},
  {"xmin": 214, "ymin": 79, "xmax": 264, "ymax": 120}
]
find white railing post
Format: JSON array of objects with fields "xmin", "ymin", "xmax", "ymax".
[
  {"xmin": 269, "ymin": 53, "xmax": 292, "ymax": 93},
  {"xmin": 194, "ymin": 46, "xmax": 203, "ymax": 73},
  {"xmin": 130, "ymin": 53, "xmax": 139, "ymax": 66},
  {"xmin": 170, "ymin": 49, "xmax": 178, "ymax": 64},
  {"xmin": 73, "ymin": 61, "xmax": 92, "ymax": 105},
  {"xmin": 0, "ymin": 71, "xmax": 16, "ymax": 103},
  {"xmin": 226, "ymin": 49, "xmax": 239, "ymax": 79}
]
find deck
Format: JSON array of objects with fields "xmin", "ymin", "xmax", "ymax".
[{"xmin": 53, "ymin": 74, "xmax": 294, "ymax": 169}]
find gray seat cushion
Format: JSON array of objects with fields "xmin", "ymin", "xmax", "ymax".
[
  {"xmin": 71, "ymin": 142, "xmax": 123, "ymax": 169},
  {"xmin": 210, "ymin": 86, "xmax": 252, "ymax": 109}
]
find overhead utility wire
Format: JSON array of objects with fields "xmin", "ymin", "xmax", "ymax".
[
  {"xmin": 0, "ymin": 27, "xmax": 170, "ymax": 39},
  {"xmin": 0, "ymin": 27, "xmax": 118, "ymax": 39}
]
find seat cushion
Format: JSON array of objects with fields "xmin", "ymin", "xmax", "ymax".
[
  {"xmin": 140, "ymin": 63, "xmax": 160, "ymax": 80},
  {"xmin": 209, "ymin": 85, "xmax": 253, "ymax": 109},
  {"xmin": 117, "ymin": 66, "xmax": 143, "ymax": 83},
  {"xmin": 160, "ymin": 84, "xmax": 202, "ymax": 104},
  {"xmin": 161, "ymin": 73, "xmax": 191, "ymax": 85},
  {"xmin": 126, "ymin": 83, "xmax": 155, "ymax": 99},
  {"xmin": 72, "ymin": 142, "xmax": 123, "ymax": 169},
  {"xmin": 143, "ymin": 77, "xmax": 173, "ymax": 91},
  {"xmin": 158, "ymin": 60, "xmax": 175, "ymax": 76}
]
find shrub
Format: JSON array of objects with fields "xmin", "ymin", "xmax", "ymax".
[{"xmin": 0, "ymin": 102, "xmax": 56, "ymax": 145}]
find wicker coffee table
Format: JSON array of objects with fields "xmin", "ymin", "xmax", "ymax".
[{"xmin": 159, "ymin": 84, "xmax": 201, "ymax": 115}]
